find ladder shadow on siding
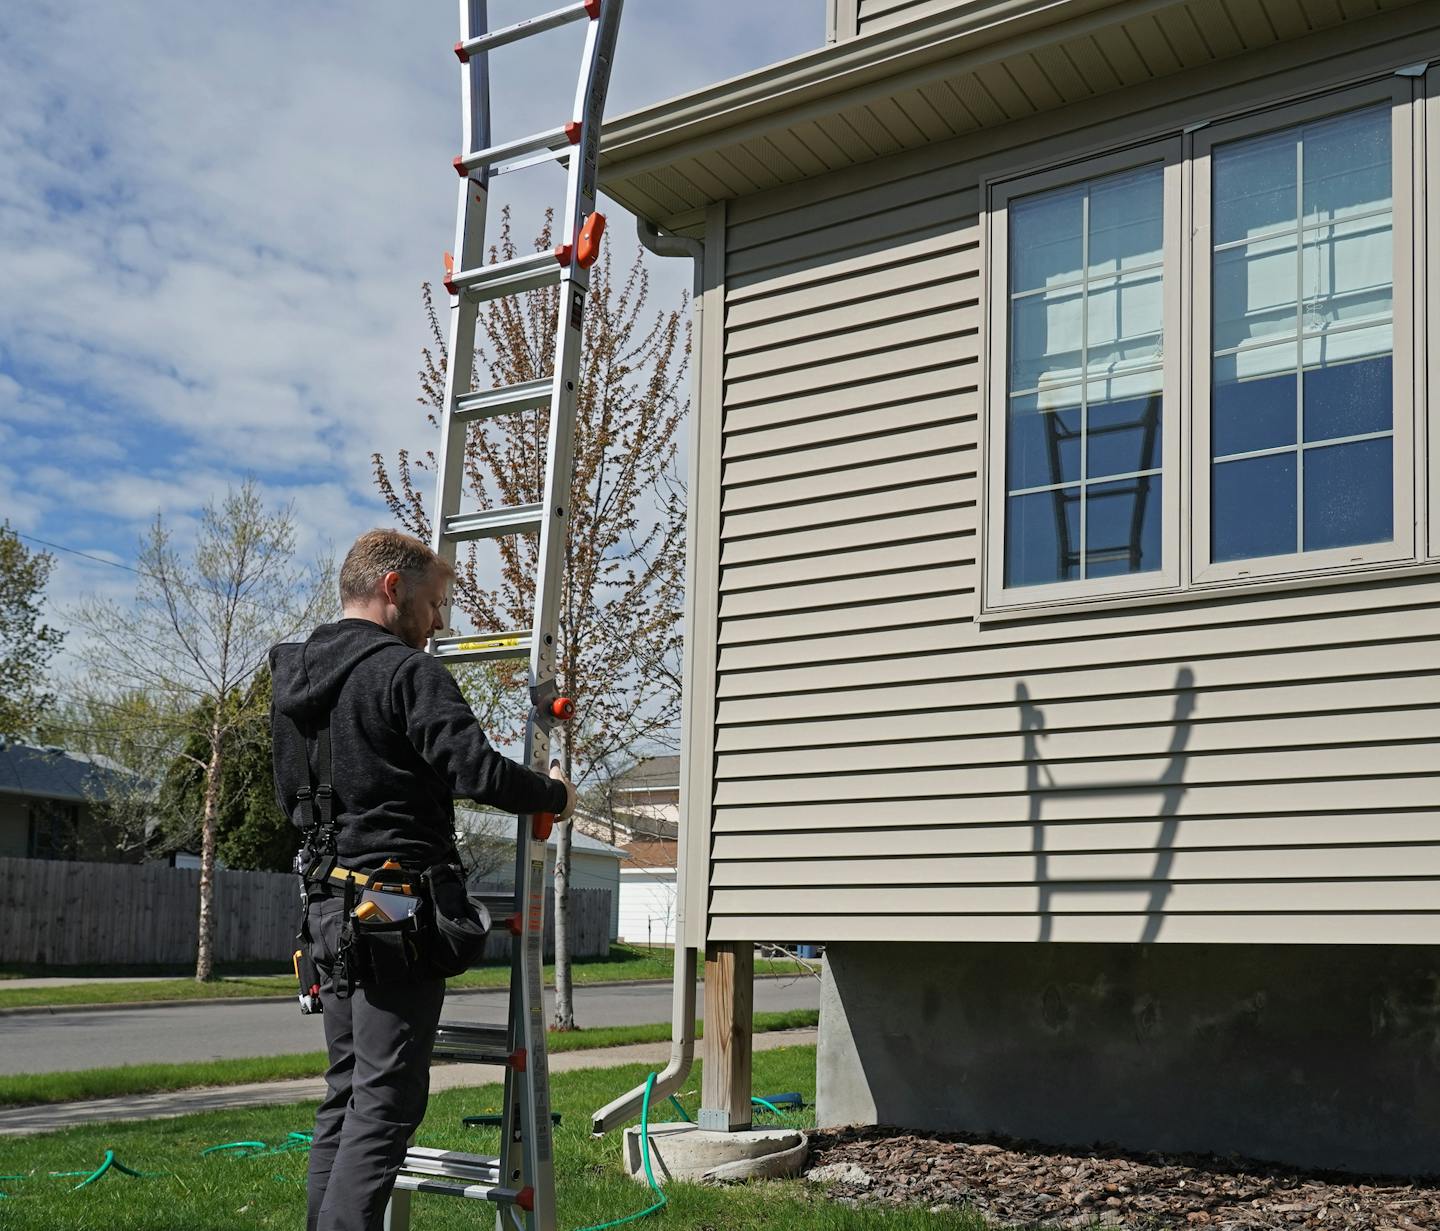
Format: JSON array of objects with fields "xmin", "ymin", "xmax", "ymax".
[{"xmin": 1018, "ymin": 668, "xmax": 1196, "ymax": 944}]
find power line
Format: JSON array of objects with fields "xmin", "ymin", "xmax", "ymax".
[{"xmin": 10, "ymin": 530, "xmax": 143, "ymax": 575}]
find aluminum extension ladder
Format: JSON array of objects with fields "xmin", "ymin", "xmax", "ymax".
[{"xmin": 385, "ymin": 2, "xmax": 624, "ymax": 1228}]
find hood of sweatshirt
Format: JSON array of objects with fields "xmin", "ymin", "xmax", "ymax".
[{"xmin": 269, "ymin": 619, "xmax": 407, "ymax": 727}]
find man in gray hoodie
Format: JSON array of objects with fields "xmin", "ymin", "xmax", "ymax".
[{"xmin": 271, "ymin": 528, "xmax": 574, "ymax": 1231}]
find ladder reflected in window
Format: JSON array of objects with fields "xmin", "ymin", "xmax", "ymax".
[{"xmin": 1041, "ymin": 392, "xmax": 1162, "ymax": 580}]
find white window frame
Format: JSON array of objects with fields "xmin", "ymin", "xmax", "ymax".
[
  {"xmin": 983, "ymin": 139, "xmax": 1185, "ymax": 610},
  {"xmin": 1191, "ymin": 80, "xmax": 1418, "ymax": 585}
]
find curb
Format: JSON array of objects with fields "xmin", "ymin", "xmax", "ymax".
[{"xmin": 0, "ymin": 971, "xmax": 817, "ymax": 1018}]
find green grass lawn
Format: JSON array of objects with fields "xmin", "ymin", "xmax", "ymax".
[
  {"xmin": 0, "ymin": 1046, "xmax": 986, "ymax": 1231},
  {"xmin": 0, "ymin": 945, "xmax": 815, "ymax": 1011},
  {"xmin": 0, "ymin": 1010, "xmax": 821, "ymax": 1108}
]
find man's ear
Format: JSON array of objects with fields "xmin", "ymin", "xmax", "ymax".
[{"xmin": 380, "ymin": 570, "xmax": 404, "ymax": 607}]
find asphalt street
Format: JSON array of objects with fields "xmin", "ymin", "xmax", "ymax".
[{"xmin": 0, "ymin": 977, "xmax": 821, "ymax": 1075}]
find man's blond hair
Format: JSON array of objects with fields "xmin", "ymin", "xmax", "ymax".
[{"xmin": 339, "ymin": 529, "xmax": 454, "ymax": 605}]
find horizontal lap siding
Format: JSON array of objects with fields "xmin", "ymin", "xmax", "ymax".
[
  {"xmin": 856, "ymin": 0, "xmax": 964, "ymax": 38},
  {"xmin": 710, "ymin": 56, "xmax": 1440, "ymax": 946}
]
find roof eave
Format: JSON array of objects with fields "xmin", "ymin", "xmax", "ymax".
[{"xmin": 599, "ymin": 0, "xmax": 1148, "ymax": 222}]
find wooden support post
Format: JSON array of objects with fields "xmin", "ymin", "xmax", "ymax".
[{"xmin": 699, "ymin": 940, "xmax": 753, "ymax": 1132}]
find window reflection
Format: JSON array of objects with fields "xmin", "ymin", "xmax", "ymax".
[
  {"xmin": 1004, "ymin": 163, "xmax": 1166, "ymax": 588},
  {"xmin": 1210, "ymin": 105, "xmax": 1394, "ymax": 562}
]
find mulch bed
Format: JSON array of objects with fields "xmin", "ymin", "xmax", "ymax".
[{"xmin": 804, "ymin": 1126, "xmax": 1440, "ymax": 1229}]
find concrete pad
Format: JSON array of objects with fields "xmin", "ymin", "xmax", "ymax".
[{"xmin": 623, "ymin": 1121, "xmax": 808, "ymax": 1184}]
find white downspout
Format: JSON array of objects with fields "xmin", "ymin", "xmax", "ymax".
[{"xmin": 590, "ymin": 216, "xmax": 705, "ymax": 1135}]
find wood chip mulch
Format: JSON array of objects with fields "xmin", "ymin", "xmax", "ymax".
[{"xmin": 804, "ymin": 1126, "xmax": 1440, "ymax": 1229}]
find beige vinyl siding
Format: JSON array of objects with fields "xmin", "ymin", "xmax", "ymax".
[
  {"xmin": 856, "ymin": 0, "xmax": 960, "ymax": 40},
  {"xmin": 706, "ymin": 32, "xmax": 1440, "ymax": 945}
]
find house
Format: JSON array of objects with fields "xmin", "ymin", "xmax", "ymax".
[
  {"xmin": 0, "ymin": 737, "xmax": 140, "ymax": 862},
  {"xmin": 599, "ymin": 0, "xmax": 1440, "ymax": 1174},
  {"xmin": 615, "ymin": 838, "xmax": 679, "ymax": 948},
  {"xmin": 458, "ymin": 809, "xmax": 625, "ymax": 942},
  {"xmin": 573, "ymin": 756, "xmax": 681, "ymax": 847}
]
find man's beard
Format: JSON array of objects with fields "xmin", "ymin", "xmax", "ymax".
[{"xmin": 389, "ymin": 596, "xmax": 428, "ymax": 649}]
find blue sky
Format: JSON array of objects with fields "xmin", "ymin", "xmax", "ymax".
[{"xmin": 0, "ymin": 0, "xmax": 822, "ymax": 646}]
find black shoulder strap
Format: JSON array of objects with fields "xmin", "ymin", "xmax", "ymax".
[
  {"xmin": 313, "ymin": 721, "xmax": 334, "ymax": 840},
  {"xmin": 292, "ymin": 712, "xmax": 337, "ymax": 868}
]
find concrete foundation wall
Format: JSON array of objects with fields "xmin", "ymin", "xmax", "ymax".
[{"xmin": 818, "ymin": 941, "xmax": 1440, "ymax": 1176}]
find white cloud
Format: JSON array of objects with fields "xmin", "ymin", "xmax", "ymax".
[{"xmin": 1, "ymin": 0, "xmax": 822, "ymax": 635}]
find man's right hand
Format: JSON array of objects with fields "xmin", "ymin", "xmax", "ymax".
[{"xmin": 549, "ymin": 763, "xmax": 577, "ymax": 820}]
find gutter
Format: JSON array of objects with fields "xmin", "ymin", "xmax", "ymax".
[{"xmin": 589, "ymin": 217, "xmax": 705, "ymax": 1136}]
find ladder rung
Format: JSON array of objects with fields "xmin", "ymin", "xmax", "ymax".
[
  {"xmin": 489, "ymin": 144, "xmax": 573, "ymax": 177},
  {"xmin": 455, "ymin": 377, "xmax": 554, "ymax": 422},
  {"xmin": 457, "ymin": 125, "xmax": 574, "ymax": 177},
  {"xmin": 446, "ymin": 251, "xmax": 563, "ymax": 303},
  {"xmin": 392, "ymin": 1175, "xmax": 527, "ymax": 1206},
  {"xmin": 436, "ymin": 1022, "xmax": 509, "ymax": 1048},
  {"xmin": 456, "ymin": 2, "xmax": 594, "ymax": 58},
  {"xmin": 401, "ymin": 1147, "xmax": 502, "ymax": 1184},
  {"xmin": 444, "ymin": 504, "xmax": 544, "ymax": 542},
  {"xmin": 433, "ymin": 1022, "xmax": 510, "ymax": 1063},
  {"xmin": 432, "ymin": 632, "xmax": 533, "ymax": 665},
  {"xmin": 432, "ymin": 1041, "xmax": 511, "ymax": 1064}
]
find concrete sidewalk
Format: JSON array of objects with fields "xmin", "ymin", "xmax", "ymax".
[
  {"xmin": 0, "ymin": 975, "xmax": 233, "ymax": 989},
  {"xmin": 0, "ymin": 1028, "xmax": 818, "ymax": 1136}
]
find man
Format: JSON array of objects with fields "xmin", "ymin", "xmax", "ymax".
[{"xmin": 271, "ymin": 528, "xmax": 575, "ymax": 1231}]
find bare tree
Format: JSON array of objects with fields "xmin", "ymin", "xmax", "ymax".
[
  {"xmin": 374, "ymin": 211, "xmax": 688, "ymax": 1028},
  {"xmin": 72, "ymin": 481, "xmax": 333, "ymax": 980}
]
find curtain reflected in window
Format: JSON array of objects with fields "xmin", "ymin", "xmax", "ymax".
[
  {"xmin": 1005, "ymin": 165, "xmax": 1166, "ymax": 587},
  {"xmin": 1210, "ymin": 105, "xmax": 1394, "ymax": 562}
]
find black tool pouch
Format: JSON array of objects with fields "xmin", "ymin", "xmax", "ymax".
[
  {"xmin": 422, "ymin": 863, "xmax": 493, "ymax": 977},
  {"xmin": 356, "ymin": 915, "xmax": 427, "ymax": 984}
]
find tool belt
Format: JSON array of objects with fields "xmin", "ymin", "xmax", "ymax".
[
  {"xmin": 286, "ymin": 716, "xmax": 492, "ymax": 1002},
  {"xmin": 318, "ymin": 860, "xmax": 492, "ymax": 994}
]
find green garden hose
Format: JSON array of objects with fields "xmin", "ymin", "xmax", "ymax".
[
  {"xmin": 571, "ymin": 1072, "xmax": 667, "ymax": 1231},
  {"xmin": 53, "ymin": 1150, "xmax": 159, "ymax": 1190}
]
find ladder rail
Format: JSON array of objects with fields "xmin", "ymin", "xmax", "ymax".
[{"xmin": 429, "ymin": 0, "xmax": 493, "ymax": 599}]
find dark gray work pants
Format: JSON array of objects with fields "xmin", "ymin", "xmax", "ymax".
[{"xmin": 306, "ymin": 896, "xmax": 446, "ymax": 1231}]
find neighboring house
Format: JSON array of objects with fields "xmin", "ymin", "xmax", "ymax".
[
  {"xmin": 599, "ymin": 0, "xmax": 1440, "ymax": 1173},
  {"xmin": 600, "ymin": 755, "xmax": 681, "ymax": 844},
  {"xmin": 616, "ymin": 839, "xmax": 679, "ymax": 948},
  {"xmin": 459, "ymin": 809, "xmax": 624, "ymax": 941},
  {"xmin": 0, "ymin": 737, "xmax": 139, "ymax": 863}
]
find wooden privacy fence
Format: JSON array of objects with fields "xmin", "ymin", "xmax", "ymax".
[
  {"xmin": 479, "ymin": 886, "xmax": 612, "ymax": 965},
  {"xmin": 0, "ymin": 857, "xmax": 612, "ymax": 967}
]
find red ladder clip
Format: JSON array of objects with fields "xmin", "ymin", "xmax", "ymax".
[{"xmin": 577, "ymin": 213, "xmax": 605, "ymax": 269}]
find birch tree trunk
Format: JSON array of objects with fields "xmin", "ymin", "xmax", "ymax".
[{"xmin": 195, "ymin": 718, "xmax": 225, "ymax": 982}]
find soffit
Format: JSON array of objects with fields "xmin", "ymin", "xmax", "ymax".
[{"xmin": 599, "ymin": 0, "xmax": 1427, "ymax": 231}]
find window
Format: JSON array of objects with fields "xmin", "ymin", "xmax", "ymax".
[
  {"xmin": 1194, "ymin": 85, "xmax": 1415, "ymax": 582},
  {"xmin": 28, "ymin": 800, "xmax": 78, "ymax": 861},
  {"xmin": 986, "ymin": 79, "xmax": 1421, "ymax": 611},
  {"xmin": 986, "ymin": 143, "xmax": 1183, "ymax": 606}
]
